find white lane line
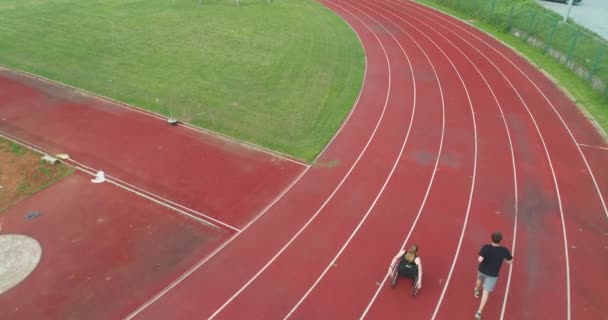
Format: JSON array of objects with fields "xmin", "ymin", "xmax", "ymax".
[
  {"xmin": 169, "ymin": 122, "xmax": 309, "ymax": 168},
  {"xmin": 385, "ymin": 1, "xmax": 519, "ymax": 318},
  {"xmin": 70, "ymin": 165, "xmax": 228, "ymax": 230},
  {"xmin": 346, "ymin": 1, "xmax": 478, "ymax": 318},
  {"xmin": 207, "ymin": 8, "xmax": 396, "ymax": 319},
  {"xmin": 416, "ymin": 0, "xmax": 608, "ymax": 216},
  {"xmin": 283, "ymin": 0, "xmax": 421, "ymax": 316},
  {"xmin": 65, "ymin": 158, "xmax": 240, "ymax": 232},
  {"xmin": 355, "ymin": 0, "xmax": 478, "ymax": 316},
  {"xmin": 403, "ymin": 3, "xmax": 573, "ymax": 319},
  {"xmin": 368, "ymin": 3, "xmax": 479, "ymax": 319},
  {"xmin": 123, "ymin": 29, "xmax": 371, "ymax": 320},
  {"xmin": 126, "ymin": 168, "xmax": 310, "ymax": 320},
  {"xmin": 578, "ymin": 143, "xmax": 608, "ymax": 151},
  {"xmin": 0, "ymin": 131, "xmax": 232, "ymax": 232},
  {"xmin": 0, "ymin": 132, "xmax": 51, "ymax": 159},
  {"xmin": 0, "ymin": 64, "xmax": 308, "ymax": 168}
]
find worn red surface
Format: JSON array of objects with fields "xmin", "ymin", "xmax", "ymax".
[
  {"xmin": 1, "ymin": 0, "xmax": 607, "ymax": 319},
  {"xmin": 0, "ymin": 68, "xmax": 305, "ymax": 230},
  {"xmin": 126, "ymin": 1, "xmax": 607, "ymax": 320},
  {"xmin": 401, "ymin": 2, "xmax": 608, "ymax": 319},
  {"xmin": 0, "ymin": 172, "xmax": 229, "ymax": 320}
]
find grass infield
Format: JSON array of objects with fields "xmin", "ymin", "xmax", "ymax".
[{"xmin": 0, "ymin": 0, "xmax": 365, "ymax": 162}]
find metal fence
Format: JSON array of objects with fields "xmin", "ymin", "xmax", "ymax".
[{"xmin": 431, "ymin": 0, "xmax": 608, "ymax": 97}]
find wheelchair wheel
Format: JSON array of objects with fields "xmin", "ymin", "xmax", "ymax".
[
  {"xmin": 390, "ymin": 265, "xmax": 399, "ymax": 288},
  {"xmin": 411, "ymin": 278, "xmax": 420, "ymax": 296}
]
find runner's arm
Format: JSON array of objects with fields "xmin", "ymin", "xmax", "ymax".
[
  {"xmin": 415, "ymin": 257, "xmax": 422, "ymax": 288},
  {"xmin": 388, "ymin": 250, "xmax": 405, "ymax": 275},
  {"xmin": 505, "ymin": 249, "xmax": 514, "ymax": 264}
]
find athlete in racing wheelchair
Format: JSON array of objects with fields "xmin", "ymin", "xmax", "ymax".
[{"xmin": 388, "ymin": 244, "xmax": 423, "ymax": 296}]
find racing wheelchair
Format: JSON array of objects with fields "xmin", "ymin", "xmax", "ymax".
[{"xmin": 389, "ymin": 257, "xmax": 420, "ymax": 296}]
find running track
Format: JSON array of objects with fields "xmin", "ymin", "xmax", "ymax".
[
  {"xmin": 2, "ymin": 1, "xmax": 608, "ymax": 319},
  {"xmin": 0, "ymin": 66, "xmax": 305, "ymax": 232},
  {"xmin": 123, "ymin": 1, "xmax": 608, "ymax": 319}
]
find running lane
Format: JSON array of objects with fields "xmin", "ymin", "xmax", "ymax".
[
  {"xmin": 582, "ymin": 145, "xmax": 608, "ymax": 214},
  {"xmin": 381, "ymin": 2, "xmax": 540, "ymax": 319},
  {"xmin": 206, "ymin": 1, "xmax": 423, "ymax": 318},
  {"xmin": 337, "ymin": 0, "xmax": 481, "ymax": 318},
  {"xmin": 125, "ymin": 3, "xmax": 396, "ymax": 318},
  {"xmin": 402, "ymin": 1, "xmax": 608, "ymax": 319},
  {"xmin": 285, "ymin": 0, "xmax": 476, "ymax": 318},
  {"xmin": 0, "ymin": 67, "xmax": 304, "ymax": 230}
]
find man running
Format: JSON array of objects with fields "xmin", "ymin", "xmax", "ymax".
[{"xmin": 474, "ymin": 231, "xmax": 513, "ymax": 319}]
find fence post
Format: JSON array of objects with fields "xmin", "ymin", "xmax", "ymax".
[
  {"xmin": 472, "ymin": 0, "xmax": 479, "ymax": 16},
  {"xmin": 480, "ymin": 0, "xmax": 488, "ymax": 18},
  {"xmin": 524, "ymin": 10, "xmax": 537, "ymax": 42},
  {"xmin": 544, "ymin": 19, "xmax": 559, "ymax": 53},
  {"xmin": 489, "ymin": 0, "xmax": 497, "ymax": 16},
  {"xmin": 587, "ymin": 46, "xmax": 605, "ymax": 82},
  {"xmin": 508, "ymin": 1, "xmax": 516, "ymax": 29},
  {"xmin": 566, "ymin": 29, "xmax": 581, "ymax": 65}
]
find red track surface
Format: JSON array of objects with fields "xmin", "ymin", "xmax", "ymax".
[
  {"xmin": 0, "ymin": 67, "xmax": 305, "ymax": 231},
  {"xmin": 0, "ymin": 172, "xmax": 229, "ymax": 320},
  {"xmin": 1, "ymin": 1, "xmax": 607, "ymax": 319},
  {"xmin": 125, "ymin": 1, "xmax": 607, "ymax": 319}
]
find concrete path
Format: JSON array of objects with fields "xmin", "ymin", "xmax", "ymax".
[{"xmin": 538, "ymin": 0, "xmax": 608, "ymax": 39}]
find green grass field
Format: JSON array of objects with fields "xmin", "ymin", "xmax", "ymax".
[{"xmin": 0, "ymin": 0, "xmax": 365, "ymax": 162}]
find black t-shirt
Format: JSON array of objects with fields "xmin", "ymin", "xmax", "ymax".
[
  {"xmin": 478, "ymin": 244, "xmax": 512, "ymax": 277},
  {"xmin": 398, "ymin": 256, "xmax": 418, "ymax": 277}
]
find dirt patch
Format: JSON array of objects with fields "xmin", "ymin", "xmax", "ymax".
[
  {"xmin": 314, "ymin": 159, "xmax": 341, "ymax": 168},
  {"xmin": 0, "ymin": 139, "xmax": 72, "ymax": 212}
]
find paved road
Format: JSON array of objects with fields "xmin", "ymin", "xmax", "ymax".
[{"xmin": 538, "ymin": 0, "xmax": 608, "ymax": 39}]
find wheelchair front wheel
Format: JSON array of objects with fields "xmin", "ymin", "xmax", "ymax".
[
  {"xmin": 411, "ymin": 278, "xmax": 420, "ymax": 296},
  {"xmin": 390, "ymin": 265, "xmax": 399, "ymax": 288}
]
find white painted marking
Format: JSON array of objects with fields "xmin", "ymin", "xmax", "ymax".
[
  {"xmin": 0, "ymin": 234, "xmax": 42, "ymax": 294},
  {"xmin": 71, "ymin": 165, "xmax": 227, "ymax": 231},
  {"xmin": 322, "ymin": 2, "xmax": 480, "ymax": 319},
  {"xmin": 67, "ymin": 158, "xmax": 240, "ymax": 232},
  {"xmin": 285, "ymin": 1, "xmax": 441, "ymax": 316},
  {"xmin": 347, "ymin": 2, "xmax": 479, "ymax": 319},
  {"xmin": 0, "ymin": 132, "xmax": 50, "ymax": 158},
  {"xmin": 123, "ymin": 33, "xmax": 371, "ymax": 320},
  {"xmin": 0, "ymin": 131, "xmax": 238, "ymax": 232},
  {"xmin": 91, "ymin": 170, "xmax": 106, "ymax": 183},
  {"xmin": 208, "ymin": 9, "xmax": 396, "ymax": 318},
  {"xmin": 0, "ymin": 65, "xmax": 308, "ymax": 168},
  {"xmin": 402, "ymin": 2, "xmax": 576, "ymax": 319},
  {"xmin": 380, "ymin": 2, "xmax": 520, "ymax": 319},
  {"xmin": 578, "ymin": 143, "xmax": 608, "ymax": 151}
]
